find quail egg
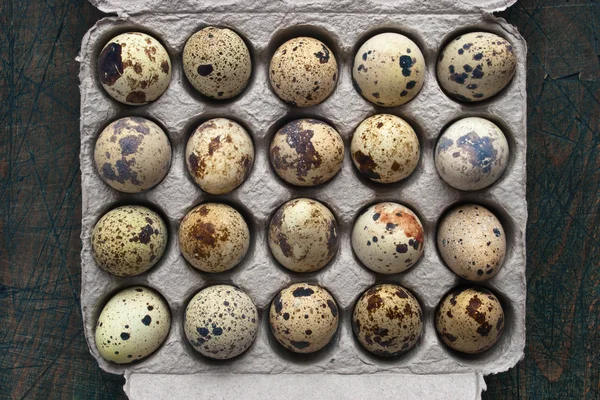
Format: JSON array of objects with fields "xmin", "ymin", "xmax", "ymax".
[
  {"xmin": 352, "ymin": 32, "xmax": 425, "ymax": 107},
  {"xmin": 352, "ymin": 202, "xmax": 424, "ymax": 274},
  {"xmin": 435, "ymin": 117, "xmax": 509, "ymax": 191},
  {"xmin": 269, "ymin": 37, "xmax": 338, "ymax": 107},
  {"xmin": 437, "ymin": 204, "xmax": 506, "ymax": 281},
  {"xmin": 353, "ymin": 284, "xmax": 423, "ymax": 357},
  {"xmin": 94, "ymin": 117, "xmax": 171, "ymax": 193},
  {"xmin": 98, "ymin": 32, "xmax": 171, "ymax": 105},
  {"xmin": 182, "ymin": 27, "xmax": 252, "ymax": 99},
  {"xmin": 351, "ymin": 114, "xmax": 420, "ymax": 183},
  {"xmin": 268, "ymin": 198, "xmax": 339, "ymax": 273},
  {"xmin": 435, "ymin": 286, "xmax": 505, "ymax": 354},
  {"xmin": 437, "ymin": 32, "xmax": 517, "ymax": 102},
  {"xmin": 178, "ymin": 203, "xmax": 250, "ymax": 273},
  {"xmin": 269, "ymin": 283, "xmax": 339, "ymax": 353},
  {"xmin": 92, "ymin": 205, "xmax": 167, "ymax": 277},
  {"xmin": 184, "ymin": 285, "xmax": 259, "ymax": 359},
  {"xmin": 95, "ymin": 286, "xmax": 171, "ymax": 363},
  {"xmin": 270, "ymin": 118, "xmax": 344, "ymax": 186},
  {"xmin": 185, "ymin": 118, "xmax": 254, "ymax": 194}
]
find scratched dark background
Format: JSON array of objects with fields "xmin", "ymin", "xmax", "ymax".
[{"xmin": 0, "ymin": 0, "xmax": 598, "ymax": 398}]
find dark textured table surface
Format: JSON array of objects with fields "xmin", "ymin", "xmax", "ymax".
[{"xmin": 1, "ymin": 0, "xmax": 598, "ymax": 398}]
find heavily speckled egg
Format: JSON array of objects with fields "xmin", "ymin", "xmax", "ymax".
[
  {"xmin": 268, "ymin": 198, "xmax": 339, "ymax": 273},
  {"xmin": 179, "ymin": 203, "xmax": 250, "ymax": 273},
  {"xmin": 351, "ymin": 114, "xmax": 420, "ymax": 183},
  {"xmin": 353, "ymin": 284, "xmax": 423, "ymax": 357},
  {"xmin": 92, "ymin": 206, "xmax": 167, "ymax": 277},
  {"xmin": 95, "ymin": 286, "xmax": 171, "ymax": 363},
  {"xmin": 437, "ymin": 204, "xmax": 506, "ymax": 281},
  {"xmin": 269, "ymin": 283, "xmax": 339, "ymax": 353},
  {"xmin": 94, "ymin": 117, "xmax": 171, "ymax": 193},
  {"xmin": 352, "ymin": 33, "xmax": 425, "ymax": 107},
  {"xmin": 435, "ymin": 117, "xmax": 509, "ymax": 191},
  {"xmin": 185, "ymin": 118, "xmax": 254, "ymax": 194},
  {"xmin": 98, "ymin": 32, "xmax": 171, "ymax": 105},
  {"xmin": 352, "ymin": 202, "xmax": 424, "ymax": 274},
  {"xmin": 269, "ymin": 37, "xmax": 338, "ymax": 107},
  {"xmin": 182, "ymin": 27, "xmax": 252, "ymax": 100},
  {"xmin": 436, "ymin": 286, "xmax": 505, "ymax": 354},
  {"xmin": 437, "ymin": 32, "xmax": 517, "ymax": 102},
  {"xmin": 270, "ymin": 118, "xmax": 344, "ymax": 186},
  {"xmin": 184, "ymin": 285, "xmax": 258, "ymax": 359}
]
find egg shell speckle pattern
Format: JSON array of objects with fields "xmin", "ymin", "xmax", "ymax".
[
  {"xmin": 352, "ymin": 202, "xmax": 425, "ymax": 274},
  {"xmin": 436, "ymin": 286, "xmax": 505, "ymax": 354},
  {"xmin": 92, "ymin": 206, "xmax": 167, "ymax": 277},
  {"xmin": 185, "ymin": 118, "xmax": 254, "ymax": 195},
  {"xmin": 98, "ymin": 32, "xmax": 171, "ymax": 105},
  {"xmin": 183, "ymin": 27, "xmax": 252, "ymax": 100},
  {"xmin": 435, "ymin": 117, "xmax": 509, "ymax": 191},
  {"xmin": 94, "ymin": 117, "xmax": 172, "ymax": 193},
  {"xmin": 352, "ymin": 33, "xmax": 425, "ymax": 107},
  {"xmin": 269, "ymin": 283, "xmax": 339, "ymax": 353},
  {"xmin": 269, "ymin": 37, "xmax": 338, "ymax": 107},
  {"xmin": 437, "ymin": 32, "xmax": 517, "ymax": 102},
  {"xmin": 184, "ymin": 285, "xmax": 259, "ymax": 360},
  {"xmin": 353, "ymin": 284, "xmax": 423, "ymax": 357},
  {"xmin": 178, "ymin": 203, "xmax": 250, "ymax": 273},
  {"xmin": 268, "ymin": 198, "xmax": 339, "ymax": 273},
  {"xmin": 95, "ymin": 286, "xmax": 171, "ymax": 363},
  {"xmin": 351, "ymin": 114, "xmax": 420, "ymax": 183},
  {"xmin": 270, "ymin": 118, "xmax": 344, "ymax": 186},
  {"xmin": 437, "ymin": 204, "xmax": 506, "ymax": 281}
]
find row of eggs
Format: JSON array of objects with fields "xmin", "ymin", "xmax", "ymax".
[
  {"xmin": 96, "ymin": 115, "xmax": 510, "ymax": 194},
  {"xmin": 98, "ymin": 28, "xmax": 517, "ymax": 107},
  {"xmin": 96, "ymin": 283, "xmax": 505, "ymax": 364}
]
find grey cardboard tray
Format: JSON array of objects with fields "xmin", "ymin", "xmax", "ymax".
[{"xmin": 79, "ymin": 0, "xmax": 526, "ymax": 398}]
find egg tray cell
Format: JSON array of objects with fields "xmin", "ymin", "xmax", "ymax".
[{"xmin": 79, "ymin": 10, "xmax": 527, "ymax": 377}]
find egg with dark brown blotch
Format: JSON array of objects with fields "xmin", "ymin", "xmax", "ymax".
[
  {"xmin": 435, "ymin": 286, "xmax": 505, "ymax": 354},
  {"xmin": 269, "ymin": 283, "xmax": 339, "ymax": 353},
  {"xmin": 94, "ymin": 117, "xmax": 171, "ymax": 193}
]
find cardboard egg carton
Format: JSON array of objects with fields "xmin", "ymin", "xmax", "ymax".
[{"xmin": 79, "ymin": 0, "xmax": 526, "ymax": 398}]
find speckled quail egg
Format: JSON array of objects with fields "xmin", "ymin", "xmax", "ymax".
[
  {"xmin": 437, "ymin": 204, "xmax": 506, "ymax": 281},
  {"xmin": 269, "ymin": 283, "xmax": 339, "ymax": 353},
  {"xmin": 182, "ymin": 27, "xmax": 252, "ymax": 99},
  {"xmin": 98, "ymin": 32, "xmax": 171, "ymax": 105},
  {"xmin": 184, "ymin": 285, "xmax": 258, "ymax": 359},
  {"xmin": 185, "ymin": 118, "xmax": 254, "ymax": 194},
  {"xmin": 94, "ymin": 117, "xmax": 171, "ymax": 193},
  {"xmin": 437, "ymin": 32, "xmax": 517, "ymax": 102},
  {"xmin": 95, "ymin": 286, "xmax": 171, "ymax": 363},
  {"xmin": 269, "ymin": 37, "xmax": 338, "ymax": 107},
  {"xmin": 435, "ymin": 286, "xmax": 505, "ymax": 354},
  {"xmin": 351, "ymin": 114, "xmax": 420, "ymax": 183},
  {"xmin": 92, "ymin": 206, "xmax": 167, "ymax": 277},
  {"xmin": 435, "ymin": 117, "xmax": 509, "ymax": 191},
  {"xmin": 352, "ymin": 202, "xmax": 424, "ymax": 274},
  {"xmin": 268, "ymin": 198, "xmax": 339, "ymax": 273},
  {"xmin": 352, "ymin": 33, "xmax": 425, "ymax": 107},
  {"xmin": 353, "ymin": 284, "xmax": 423, "ymax": 357},
  {"xmin": 270, "ymin": 118, "xmax": 344, "ymax": 186},
  {"xmin": 178, "ymin": 203, "xmax": 250, "ymax": 273}
]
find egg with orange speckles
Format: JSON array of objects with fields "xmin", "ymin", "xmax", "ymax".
[
  {"xmin": 94, "ymin": 117, "xmax": 172, "ymax": 193},
  {"xmin": 435, "ymin": 286, "xmax": 505, "ymax": 354},
  {"xmin": 178, "ymin": 203, "xmax": 250, "ymax": 273},
  {"xmin": 353, "ymin": 284, "xmax": 423, "ymax": 357},
  {"xmin": 352, "ymin": 202, "xmax": 424, "ymax": 274},
  {"xmin": 98, "ymin": 32, "xmax": 172, "ymax": 105},
  {"xmin": 92, "ymin": 206, "xmax": 167, "ymax": 277},
  {"xmin": 185, "ymin": 118, "xmax": 254, "ymax": 195},
  {"xmin": 269, "ymin": 283, "xmax": 339, "ymax": 353}
]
